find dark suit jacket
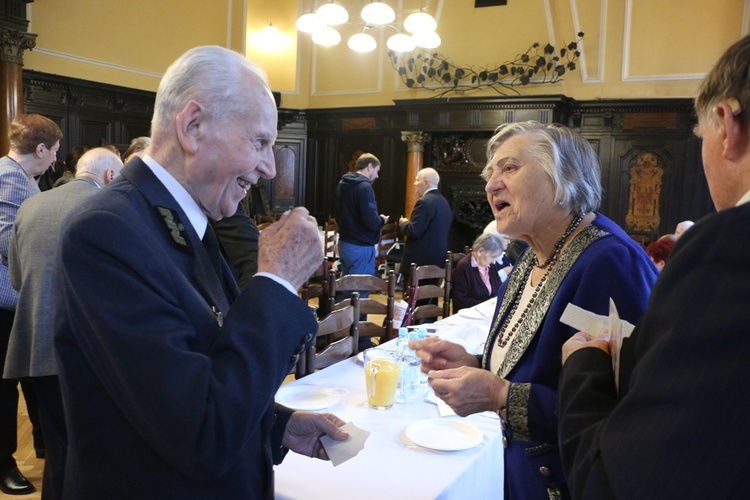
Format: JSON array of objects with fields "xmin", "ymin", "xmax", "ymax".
[
  {"xmin": 53, "ymin": 158, "xmax": 317, "ymax": 499},
  {"xmin": 451, "ymin": 255, "xmax": 502, "ymax": 313},
  {"xmin": 400, "ymin": 189, "xmax": 453, "ymax": 281},
  {"xmin": 559, "ymin": 204, "xmax": 750, "ymax": 498}
]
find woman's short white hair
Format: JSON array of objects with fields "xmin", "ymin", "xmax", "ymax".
[
  {"xmin": 482, "ymin": 122, "xmax": 602, "ymax": 215},
  {"xmin": 151, "ymin": 46, "xmax": 271, "ymax": 136}
]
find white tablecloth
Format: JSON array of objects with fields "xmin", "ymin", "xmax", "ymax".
[{"xmin": 274, "ymin": 298, "xmax": 503, "ymax": 500}]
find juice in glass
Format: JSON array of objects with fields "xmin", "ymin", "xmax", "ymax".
[{"xmin": 364, "ymin": 350, "xmax": 400, "ymax": 410}]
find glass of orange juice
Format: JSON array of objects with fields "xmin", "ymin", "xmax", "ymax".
[{"xmin": 364, "ymin": 349, "xmax": 400, "ymax": 410}]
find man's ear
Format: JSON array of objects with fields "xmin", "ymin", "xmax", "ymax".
[
  {"xmin": 717, "ymin": 101, "xmax": 748, "ymax": 161},
  {"xmin": 35, "ymin": 143, "xmax": 45, "ymax": 158},
  {"xmin": 175, "ymin": 100, "xmax": 204, "ymax": 154},
  {"xmin": 103, "ymin": 169, "xmax": 114, "ymax": 184}
]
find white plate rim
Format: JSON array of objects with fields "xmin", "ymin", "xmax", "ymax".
[
  {"xmin": 275, "ymin": 385, "xmax": 329, "ymax": 411},
  {"xmin": 456, "ymin": 308, "xmax": 484, "ymax": 320},
  {"xmin": 405, "ymin": 419, "xmax": 483, "ymax": 451}
]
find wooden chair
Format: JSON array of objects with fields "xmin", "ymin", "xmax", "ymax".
[
  {"xmin": 376, "ymin": 221, "xmax": 403, "ymax": 279},
  {"xmin": 327, "ymin": 270, "xmax": 396, "ymax": 344},
  {"xmin": 298, "ymin": 257, "xmax": 332, "ymax": 318},
  {"xmin": 448, "ymin": 250, "xmax": 466, "ymax": 269},
  {"xmin": 323, "ymin": 219, "xmax": 339, "ymax": 261},
  {"xmin": 298, "ymin": 292, "xmax": 360, "ymax": 377},
  {"xmin": 403, "ymin": 259, "xmax": 452, "ymax": 323}
]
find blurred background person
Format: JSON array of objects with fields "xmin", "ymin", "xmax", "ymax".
[
  {"xmin": 412, "ymin": 122, "xmax": 657, "ymax": 499},
  {"xmin": 6, "ymin": 147, "xmax": 123, "ymax": 498},
  {"xmin": 121, "ymin": 136, "xmax": 151, "ymax": 164},
  {"xmin": 52, "ymin": 145, "xmax": 89, "ymax": 189},
  {"xmin": 674, "ymin": 219, "xmax": 694, "ymax": 238},
  {"xmin": 398, "ymin": 167, "xmax": 453, "ymax": 287},
  {"xmin": 482, "ymin": 220, "xmax": 514, "ymax": 279},
  {"xmin": 0, "ymin": 113, "xmax": 62, "ymax": 495},
  {"xmin": 451, "ymin": 232, "xmax": 506, "ymax": 314},
  {"xmin": 645, "ymin": 235, "xmax": 676, "ymax": 272}
]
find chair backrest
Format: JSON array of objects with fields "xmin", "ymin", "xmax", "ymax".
[
  {"xmin": 377, "ymin": 222, "xmax": 398, "ymax": 260},
  {"xmin": 298, "ymin": 257, "xmax": 331, "ymax": 317},
  {"xmin": 324, "ymin": 220, "xmax": 338, "ymax": 260},
  {"xmin": 298, "ymin": 292, "xmax": 360, "ymax": 377},
  {"xmin": 327, "ymin": 270, "xmax": 396, "ymax": 343},
  {"xmin": 448, "ymin": 250, "xmax": 466, "ymax": 269},
  {"xmin": 404, "ymin": 259, "xmax": 452, "ymax": 323}
]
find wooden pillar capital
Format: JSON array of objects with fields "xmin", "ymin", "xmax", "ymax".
[
  {"xmin": 0, "ymin": 27, "xmax": 36, "ymax": 65},
  {"xmin": 401, "ymin": 131, "xmax": 430, "ymax": 153}
]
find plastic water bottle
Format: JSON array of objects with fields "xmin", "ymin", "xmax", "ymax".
[
  {"xmin": 401, "ymin": 329, "xmax": 424, "ymax": 404},
  {"xmin": 416, "ymin": 328, "xmax": 430, "ymax": 395},
  {"xmin": 394, "ymin": 327, "xmax": 409, "ymax": 404}
]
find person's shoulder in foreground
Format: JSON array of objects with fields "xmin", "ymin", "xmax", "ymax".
[{"xmin": 558, "ymin": 33, "xmax": 750, "ymax": 499}]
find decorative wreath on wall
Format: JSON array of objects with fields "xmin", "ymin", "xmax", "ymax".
[{"xmin": 389, "ymin": 32, "xmax": 584, "ymax": 97}]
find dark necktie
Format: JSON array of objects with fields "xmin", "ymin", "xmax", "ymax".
[{"xmin": 203, "ymin": 224, "xmax": 230, "ymax": 296}]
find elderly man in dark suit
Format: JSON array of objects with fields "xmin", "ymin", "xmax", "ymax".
[
  {"xmin": 398, "ymin": 167, "xmax": 453, "ymax": 286},
  {"xmin": 558, "ymin": 34, "xmax": 750, "ymax": 498},
  {"xmin": 53, "ymin": 46, "xmax": 347, "ymax": 500},
  {"xmin": 6, "ymin": 147, "xmax": 123, "ymax": 499}
]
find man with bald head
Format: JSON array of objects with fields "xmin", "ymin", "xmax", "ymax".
[
  {"xmin": 5, "ymin": 147, "xmax": 123, "ymax": 498},
  {"xmin": 398, "ymin": 167, "xmax": 453, "ymax": 285},
  {"xmin": 52, "ymin": 46, "xmax": 346, "ymax": 499},
  {"xmin": 674, "ymin": 219, "xmax": 694, "ymax": 238}
]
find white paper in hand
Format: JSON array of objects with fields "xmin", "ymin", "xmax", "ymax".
[
  {"xmin": 320, "ymin": 421, "xmax": 370, "ymax": 467},
  {"xmin": 560, "ymin": 299, "xmax": 635, "ymax": 393}
]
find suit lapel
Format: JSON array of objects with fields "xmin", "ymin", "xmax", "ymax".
[{"xmin": 120, "ymin": 159, "xmax": 234, "ymax": 314}]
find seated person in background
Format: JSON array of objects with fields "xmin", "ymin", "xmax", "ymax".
[
  {"xmin": 645, "ymin": 235, "xmax": 676, "ymax": 272},
  {"xmin": 674, "ymin": 219, "xmax": 694, "ymax": 238},
  {"xmin": 452, "ymin": 232, "xmax": 506, "ymax": 313},
  {"xmin": 121, "ymin": 136, "xmax": 151, "ymax": 163},
  {"xmin": 482, "ymin": 220, "xmax": 514, "ymax": 279}
]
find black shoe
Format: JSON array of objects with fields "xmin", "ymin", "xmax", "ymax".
[{"xmin": 0, "ymin": 467, "xmax": 36, "ymax": 495}]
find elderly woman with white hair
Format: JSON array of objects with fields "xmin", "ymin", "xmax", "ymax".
[{"xmin": 412, "ymin": 122, "xmax": 657, "ymax": 499}]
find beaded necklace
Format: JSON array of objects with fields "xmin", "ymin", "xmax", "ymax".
[{"xmin": 496, "ymin": 214, "xmax": 585, "ymax": 348}]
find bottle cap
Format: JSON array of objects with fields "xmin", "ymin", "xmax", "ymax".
[{"xmin": 398, "ymin": 327, "xmax": 408, "ymax": 337}]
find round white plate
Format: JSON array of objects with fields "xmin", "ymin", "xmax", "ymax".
[
  {"xmin": 456, "ymin": 308, "xmax": 484, "ymax": 320},
  {"xmin": 275, "ymin": 385, "xmax": 329, "ymax": 411},
  {"xmin": 405, "ymin": 419, "xmax": 483, "ymax": 451}
]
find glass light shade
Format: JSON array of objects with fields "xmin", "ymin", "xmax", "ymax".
[
  {"xmin": 316, "ymin": 2, "xmax": 349, "ymax": 26},
  {"xmin": 262, "ymin": 24, "xmax": 278, "ymax": 35},
  {"xmin": 404, "ymin": 12, "xmax": 437, "ymax": 34},
  {"xmin": 312, "ymin": 26, "xmax": 342, "ymax": 46},
  {"xmin": 348, "ymin": 33, "xmax": 377, "ymax": 52},
  {"xmin": 296, "ymin": 13, "xmax": 325, "ymax": 34},
  {"xmin": 386, "ymin": 33, "xmax": 416, "ymax": 52},
  {"xmin": 361, "ymin": 2, "xmax": 396, "ymax": 26},
  {"xmin": 411, "ymin": 31, "xmax": 441, "ymax": 49}
]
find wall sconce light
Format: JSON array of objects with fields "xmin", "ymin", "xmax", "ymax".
[{"xmin": 297, "ymin": 1, "xmax": 440, "ymax": 53}]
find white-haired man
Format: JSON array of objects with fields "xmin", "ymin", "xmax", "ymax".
[{"xmin": 53, "ymin": 46, "xmax": 347, "ymax": 499}]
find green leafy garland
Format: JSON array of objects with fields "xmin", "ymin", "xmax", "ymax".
[{"xmin": 389, "ymin": 32, "xmax": 585, "ymax": 97}]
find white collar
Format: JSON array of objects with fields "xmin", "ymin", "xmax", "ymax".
[
  {"xmin": 736, "ymin": 188, "xmax": 750, "ymax": 207},
  {"xmin": 141, "ymin": 154, "xmax": 208, "ymax": 238}
]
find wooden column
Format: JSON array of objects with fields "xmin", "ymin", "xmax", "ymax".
[
  {"xmin": 400, "ymin": 131, "xmax": 430, "ymax": 218},
  {"xmin": 0, "ymin": 2, "xmax": 37, "ymax": 154}
]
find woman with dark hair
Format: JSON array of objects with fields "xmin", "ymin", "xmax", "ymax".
[{"xmin": 412, "ymin": 122, "xmax": 657, "ymax": 499}]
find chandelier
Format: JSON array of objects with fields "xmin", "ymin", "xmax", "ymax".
[{"xmin": 296, "ymin": 1, "xmax": 440, "ymax": 53}]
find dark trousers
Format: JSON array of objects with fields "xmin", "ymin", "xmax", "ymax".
[
  {"xmin": 34, "ymin": 376, "xmax": 66, "ymax": 500},
  {"xmin": 0, "ymin": 308, "xmax": 44, "ymax": 471}
]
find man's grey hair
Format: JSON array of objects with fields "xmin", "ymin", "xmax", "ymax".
[
  {"xmin": 482, "ymin": 122, "xmax": 602, "ymax": 215},
  {"xmin": 75, "ymin": 147, "xmax": 123, "ymax": 177},
  {"xmin": 151, "ymin": 45, "xmax": 271, "ymax": 136},
  {"xmin": 695, "ymin": 34, "xmax": 750, "ymax": 129}
]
